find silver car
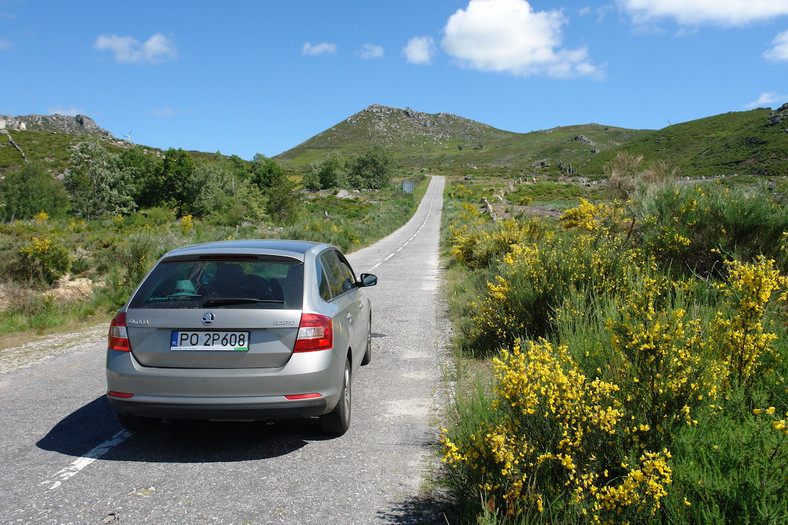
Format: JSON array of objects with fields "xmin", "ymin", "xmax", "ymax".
[{"xmin": 106, "ymin": 240, "xmax": 377, "ymax": 435}]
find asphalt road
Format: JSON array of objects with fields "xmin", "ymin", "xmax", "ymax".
[{"xmin": 0, "ymin": 175, "xmax": 448, "ymax": 525}]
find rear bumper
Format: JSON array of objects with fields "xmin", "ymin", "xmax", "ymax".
[
  {"xmin": 107, "ymin": 395, "xmax": 327, "ymax": 420},
  {"xmin": 106, "ymin": 348, "xmax": 343, "ymax": 421}
]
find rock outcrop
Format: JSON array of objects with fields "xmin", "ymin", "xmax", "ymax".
[{"xmin": 0, "ymin": 114, "xmax": 113, "ymax": 137}]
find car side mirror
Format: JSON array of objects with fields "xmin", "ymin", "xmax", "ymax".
[{"xmin": 358, "ymin": 273, "xmax": 377, "ymax": 287}]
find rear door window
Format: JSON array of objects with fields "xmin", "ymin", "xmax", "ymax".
[
  {"xmin": 319, "ymin": 250, "xmax": 356, "ymax": 299},
  {"xmin": 129, "ymin": 256, "xmax": 303, "ymax": 310}
]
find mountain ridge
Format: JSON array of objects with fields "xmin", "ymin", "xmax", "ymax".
[{"xmin": 2, "ymin": 104, "xmax": 786, "ymax": 179}]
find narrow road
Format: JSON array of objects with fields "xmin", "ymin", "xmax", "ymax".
[{"xmin": 0, "ymin": 176, "xmax": 447, "ymax": 524}]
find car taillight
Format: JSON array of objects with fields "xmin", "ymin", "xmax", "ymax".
[
  {"xmin": 108, "ymin": 312, "xmax": 131, "ymax": 352},
  {"xmin": 294, "ymin": 314, "xmax": 333, "ymax": 352}
]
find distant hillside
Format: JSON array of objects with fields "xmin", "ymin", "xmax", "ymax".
[
  {"xmin": 2, "ymin": 105, "xmax": 785, "ymax": 180},
  {"xmin": 275, "ymin": 104, "xmax": 650, "ymax": 174},
  {"xmin": 583, "ymin": 105, "xmax": 788, "ymax": 179}
]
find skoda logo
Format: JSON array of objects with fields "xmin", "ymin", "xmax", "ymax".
[{"xmin": 201, "ymin": 312, "xmax": 216, "ymax": 326}]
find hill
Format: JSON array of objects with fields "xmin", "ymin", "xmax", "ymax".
[
  {"xmin": 582, "ymin": 105, "xmax": 788, "ymax": 179},
  {"xmin": 1, "ymin": 105, "xmax": 786, "ymax": 180},
  {"xmin": 274, "ymin": 104, "xmax": 646, "ymax": 174}
]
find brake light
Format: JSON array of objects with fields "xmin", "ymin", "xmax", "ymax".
[
  {"xmin": 108, "ymin": 312, "xmax": 131, "ymax": 352},
  {"xmin": 294, "ymin": 314, "xmax": 333, "ymax": 352}
]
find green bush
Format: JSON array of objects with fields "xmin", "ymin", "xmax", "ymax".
[
  {"xmin": 634, "ymin": 181, "xmax": 788, "ymax": 276},
  {"xmin": 0, "ymin": 163, "xmax": 70, "ymax": 221},
  {"xmin": 18, "ymin": 236, "xmax": 71, "ymax": 285}
]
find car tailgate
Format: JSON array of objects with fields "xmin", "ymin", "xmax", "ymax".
[{"xmin": 125, "ymin": 309, "xmax": 301, "ymax": 369}]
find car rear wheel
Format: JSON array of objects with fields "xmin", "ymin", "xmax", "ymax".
[
  {"xmin": 117, "ymin": 412, "xmax": 157, "ymax": 432},
  {"xmin": 320, "ymin": 358, "xmax": 351, "ymax": 435},
  {"xmin": 361, "ymin": 323, "xmax": 372, "ymax": 366}
]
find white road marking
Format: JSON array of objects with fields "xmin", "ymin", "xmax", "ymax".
[
  {"xmin": 370, "ymin": 183, "xmax": 439, "ymax": 271},
  {"xmin": 41, "ymin": 429, "xmax": 132, "ymax": 490}
]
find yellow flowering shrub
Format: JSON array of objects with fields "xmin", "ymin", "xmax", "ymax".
[
  {"xmin": 467, "ymin": 234, "xmax": 641, "ymax": 355},
  {"xmin": 442, "ymin": 340, "xmax": 673, "ymax": 522},
  {"xmin": 560, "ymin": 198, "xmax": 606, "ymax": 232},
  {"xmin": 32, "ymin": 211, "xmax": 49, "ymax": 225},
  {"xmin": 450, "ymin": 216, "xmax": 548, "ymax": 270},
  {"xmin": 179, "ymin": 214, "xmax": 194, "ymax": 235},
  {"xmin": 605, "ymin": 272, "xmax": 726, "ymax": 446},
  {"xmin": 711, "ymin": 256, "xmax": 788, "ymax": 390},
  {"xmin": 560, "ymin": 198, "xmax": 634, "ymax": 239},
  {"xmin": 19, "ymin": 236, "xmax": 71, "ymax": 284},
  {"xmin": 443, "ymin": 181, "xmax": 788, "ymax": 524}
]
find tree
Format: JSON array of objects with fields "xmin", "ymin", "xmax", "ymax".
[
  {"xmin": 0, "ymin": 163, "xmax": 70, "ymax": 221},
  {"xmin": 120, "ymin": 147, "xmax": 160, "ymax": 208},
  {"xmin": 64, "ymin": 140, "xmax": 135, "ymax": 219},
  {"xmin": 133, "ymin": 148, "xmax": 195, "ymax": 213},
  {"xmin": 186, "ymin": 163, "xmax": 267, "ymax": 225},
  {"xmin": 159, "ymin": 148, "xmax": 196, "ymax": 214},
  {"xmin": 346, "ymin": 146, "xmax": 394, "ymax": 190},
  {"xmin": 303, "ymin": 155, "xmax": 346, "ymax": 191},
  {"xmin": 250, "ymin": 155, "xmax": 299, "ymax": 224}
]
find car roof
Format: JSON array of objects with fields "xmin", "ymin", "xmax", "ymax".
[{"xmin": 160, "ymin": 239, "xmax": 331, "ymax": 261}]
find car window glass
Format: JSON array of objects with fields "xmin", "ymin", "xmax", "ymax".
[
  {"xmin": 321, "ymin": 250, "xmax": 354, "ymax": 298},
  {"xmin": 336, "ymin": 255, "xmax": 356, "ymax": 293},
  {"xmin": 315, "ymin": 256, "xmax": 332, "ymax": 301},
  {"xmin": 129, "ymin": 257, "xmax": 303, "ymax": 309}
]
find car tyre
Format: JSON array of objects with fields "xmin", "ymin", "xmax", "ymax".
[
  {"xmin": 361, "ymin": 323, "xmax": 372, "ymax": 366},
  {"xmin": 117, "ymin": 412, "xmax": 157, "ymax": 432},
  {"xmin": 320, "ymin": 358, "xmax": 351, "ymax": 435}
]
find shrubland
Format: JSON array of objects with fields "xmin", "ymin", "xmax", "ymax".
[
  {"xmin": 0, "ymin": 139, "xmax": 421, "ymax": 338},
  {"xmin": 441, "ymin": 173, "xmax": 788, "ymax": 524}
]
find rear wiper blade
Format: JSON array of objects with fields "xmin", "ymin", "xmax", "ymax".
[{"xmin": 202, "ymin": 297, "xmax": 284, "ymax": 307}]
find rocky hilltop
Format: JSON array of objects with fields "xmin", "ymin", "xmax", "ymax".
[
  {"xmin": 342, "ymin": 104, "xmax": 506, "ymax": 145},
  {"xmin": 276, "ymin": 104, "xmax": 519, "ymax": 163},
  {"xmin": 0, "ymin": 114, "xmax": 112, "ymax": 138}
]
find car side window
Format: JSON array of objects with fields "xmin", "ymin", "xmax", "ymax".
[
  {"xmin": 315, "ymin": 256, "xmax": 332, "ymax": 301},
  {"xmin": 319, "ymin": 250, "xmax": 356, "ymax": 299},
  {"xmin": 335, "ymin": 254, "xmax": 356, "ymax": 293}
]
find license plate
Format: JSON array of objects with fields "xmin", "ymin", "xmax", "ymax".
[{"xmin": 170, "ymin": 331, "xmax": 250, "ymax": 351}]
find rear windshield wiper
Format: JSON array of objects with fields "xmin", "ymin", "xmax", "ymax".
[{"xmin": 202, "ymin": 297, "xmax": 285, "ymax": 307}]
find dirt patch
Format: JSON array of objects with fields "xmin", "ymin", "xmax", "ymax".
[
  {"xmin": 0, "ymin": 324, "xmax": 106, "ymax": 374},
  {"xmin": 48, "ymin": 276, "xmax": 97, "ymax": 302},
  {"xmin": 0, "ymin": 276, "xmax": 97, "ymax": 312}
]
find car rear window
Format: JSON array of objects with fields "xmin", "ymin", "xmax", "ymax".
[{"xmin": 128, "ymin": 256, "xmax": 303, "ymax": 310}]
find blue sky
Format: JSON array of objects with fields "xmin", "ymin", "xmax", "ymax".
[{"xmin": 2, "ymin": 0, "xmax": 788, "ymax": 159}]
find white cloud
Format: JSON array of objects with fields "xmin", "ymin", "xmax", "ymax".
[
  {"xmin": 617, "ymin": 0, "xmax": 788, "ymax": 27},
  {"xmin": 360, "ymin": 43, "xmax": 384, "ymax": 59},
  {"xmin": 48, "ymin": 106, "xmax": 84, "ymax": 117},
  {"xmin": 745, "ymin": 91, "xmax": 788, "ymax": 109},
  {"xmin": 765, "ymin": 30, "xmax": 788, "ymax": 61},
  {"xmin": 302, "ymin": 42, "xmax": 337, "ymax": 56},
  {"xmin": 94, "ymin": 32, "xmax": 177, "ymax": 64},
  {"xmin": 0, "ymin": 38, "xmax": 14, "ymax": 50},
  {"xmin": 403, "ymin": 36, "xmax": 437, "ymax": 65},
  {"xmin": 441, "ymin": 0, "xmax": 599, "ymax": 78},
  {"xmin": 152, "ymin": 107, "xmax": 175, "ymax": 117}
]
